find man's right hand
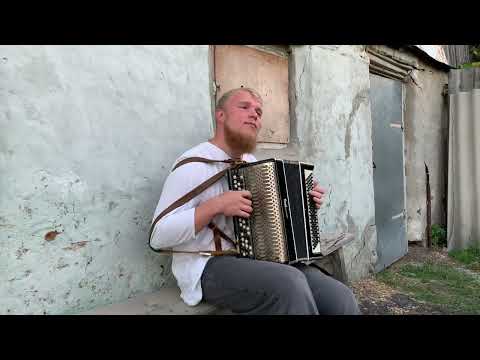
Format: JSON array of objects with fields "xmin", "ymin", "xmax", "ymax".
[
  {"xmin": 217, "ymin": 190, "xmax": 253, "ymax": 218},
  {"xmin": 194, "ymin": 190, "xmax": 252, "ymax": 234}
]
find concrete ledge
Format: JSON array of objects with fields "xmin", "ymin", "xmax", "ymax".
[{"xmin": 78, "ymin": 287, "xmax": 230, "ymax": 315}]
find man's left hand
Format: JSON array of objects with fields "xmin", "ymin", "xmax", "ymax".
[{"xmin": 309, "ymin": 180, "xmax": 326, "ymax": 209}]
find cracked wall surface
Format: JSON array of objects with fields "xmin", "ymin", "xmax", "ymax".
[
  {"xmin": 403, "ymin": 57, "xmax": 449, "ymax": 243},
  {"xmin": 2, "ymin": 45, "xmax": 380, "ymax": 313},
  {"xmin": 0, "ymin": 45, "xmax": 212, "ymax": 314},
  {"xmin": 256, "ymin": 45, "xmax": 377, "ymax": 282}
]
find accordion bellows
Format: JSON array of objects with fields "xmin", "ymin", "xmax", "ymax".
[{"xmin": 227, "ymin": 159, "xmax": 322, "ymax": 264}]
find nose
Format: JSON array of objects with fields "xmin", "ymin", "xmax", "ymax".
[
  {"xmin": 250, "ymin": 111, "xmax": 262, "ymax": 129},
  {"xmin": 249, "ymin": 109, "xmax": 259, "ymax": 121}
]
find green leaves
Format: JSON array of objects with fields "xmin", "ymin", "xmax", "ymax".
[
  {"xmin": 471, "ymin": 45, "xmax": 480, "ymax": 61},
  {"xmin": 431, "ymin": 224, "xmax": 447, "ymax": 248}
]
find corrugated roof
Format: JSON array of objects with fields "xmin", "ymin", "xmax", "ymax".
[
  {"xmin": 411, "ymin": 45, "xmax": 454, "ymax": 69},
  {"xmin": 414, "ymin": 45, "xmax": 449, "ymax": 65}
]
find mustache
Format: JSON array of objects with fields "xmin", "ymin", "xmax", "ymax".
[
  {"xmin": 244, "ymin": 122, "xmax": 258, "ymax": 129},
  {"xmin": 224, "ymin": 122, "xmax": 257, "ymax": 153}
]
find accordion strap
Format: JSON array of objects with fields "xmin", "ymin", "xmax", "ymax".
[
  {"xmin": 172, "ymin": 157, "xmax": 239, "ymax": 171},
  {"xmin": 148, "ymin": 156, "xmax": 245, "ymax": 256}
]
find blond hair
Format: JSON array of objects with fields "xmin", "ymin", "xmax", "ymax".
[{"xmin": 216, "ymin": 87, "xmax": 263, "ymax": 111}]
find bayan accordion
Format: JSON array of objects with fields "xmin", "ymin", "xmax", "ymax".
[{"xmin": 227, "ymin": 158, "xmax": 322, "ymax": 264}]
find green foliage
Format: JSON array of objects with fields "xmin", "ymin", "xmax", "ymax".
[
  {"xmin": 471, "ymin": 45, "xmax": 480, "ymax": 62},
  {"xmin": 459, "ymin": 62, "xmax": 480, "ymax": 69},
  {"xmin": 449, "ymin": 246, "xmax": 480, "ymax": 271},
  {"xmin": 377, "ymin": 261, "xmax": 480, "ymax": 314},
  {"xmin": 431, "ymin": 224, "xmax": 447, "ymax": 248},
  {"xmin": 458, "ymin": 45, "xmax": 480, "ymax": 68}
]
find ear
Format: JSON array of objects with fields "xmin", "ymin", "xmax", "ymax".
[{"xmin": 215, "ymin": 108, "xmax": 225, "ymax": 125}]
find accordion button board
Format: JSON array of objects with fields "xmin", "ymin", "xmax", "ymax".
[
  {"xmin": 227, "ymin": 158, "xmax": 322, "ymax": 264},
  {"xmin": 231, "ymin": 173, "xmax": 254, "ymax": 257}
]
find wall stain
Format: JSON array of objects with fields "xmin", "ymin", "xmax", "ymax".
[
  {"xmin": 39, "ymin": 296, "xmax": 55, "ymax": 305},
  {"xmin": 16, "ymin": 246, "xmax": 30, "ymax": 259},
  {"xmin": 78, "ymin": 278, "xmax": 88, "ymax": 288},
  {"xmin": 132, "ymin": 216, "xmax": 141, "ymax": 226},
  {"xmin": 44, "ymin": 230, "xmax": 61, "ymax": 241},
  {"xmin": 350, "ymin": 217, "xmax": 376, "ymax": 270},
  {"xmin": 113, "ymin": 231, "xmax": 121, "ymax": 246},
  {"xmin": 8, "ymin": 270, "xmax": 32, "ymax": 282},
  {"xmin": 63, "ymin": 241, "xmax": 89, "ymax": 251},
  {"xmin": 84, "ymin": 256, "xmax": 93, "ymax": 272},
  {"xmin": 108, "ymin": 201, "xmax": 119, "ymax": 211},
  {"xmin": 118, "ymin": 265, "xmax": 125, "ymax": 278},
  {"xmin": 24, "ymin": 206, "xmax": 33, "ymax": 218},
  {"xmin": 345, "ymin": 89, "xmax": 369, "ymax": 159},
  {"xmin": 346, "ymin": 211, "xmax": 358, "ymax": 234},
  {"xmin": 56, "ymin": 202, "xmax": 69, "ymax": 216}
]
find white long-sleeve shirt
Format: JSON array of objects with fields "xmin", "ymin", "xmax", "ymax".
[{"xmin": 150, "ymin": 141, "xmax": 257, "ymax": 306}]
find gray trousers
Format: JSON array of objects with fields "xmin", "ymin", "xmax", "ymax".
[{"xmin": 201, "ymin": 256, "xmax": 361, "ymax": 315}]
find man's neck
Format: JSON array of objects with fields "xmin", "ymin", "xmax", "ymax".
[{"xmin": 208, "ymin": 137, "xmax": 244, "ymax": 160}]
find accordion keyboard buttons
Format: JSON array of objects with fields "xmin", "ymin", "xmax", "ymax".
[{"xmin": 231, "ymin": 170, "xmax": 254, "ymax": 259}]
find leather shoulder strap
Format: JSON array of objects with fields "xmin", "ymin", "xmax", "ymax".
[
  {"xmin": 148, "ymin": 157, "xmax": 244, "ymax": 255},
  {"xmin": 172, "ymin": 157, "xmax": 236, "ymax": 172},
  {"xmin": 148, "ymin": 164, "xmax": 229, "ymax": 243}
]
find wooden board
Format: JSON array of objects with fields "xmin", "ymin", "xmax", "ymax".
[{"xmin": 214, "ymin": 45, "xmax": 290, "ymax": 144}]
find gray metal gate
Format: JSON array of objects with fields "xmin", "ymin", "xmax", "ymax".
[{"xmin": 369, "ymin": 74, "xmax": 408, "ymax": 272}]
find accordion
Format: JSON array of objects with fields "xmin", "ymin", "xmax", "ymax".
[{"xmin": 227, "ymin": 159, "xmax": 322, "ymax": 264}]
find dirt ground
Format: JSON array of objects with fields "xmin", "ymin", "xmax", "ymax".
[{"xmin": 350, "ymin": 245, "xmax": 463, "ymax": 315}]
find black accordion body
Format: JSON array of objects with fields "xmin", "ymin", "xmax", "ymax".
[{"xmin": 227, "ymin": 159, "xmax": 322, "ymax": 264}]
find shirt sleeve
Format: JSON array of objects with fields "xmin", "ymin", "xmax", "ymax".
[
  {"xmin": 149, "ymin": 162, "xmax": 205, "ymax": 250},
  {"xmin": 247, "ymin": 153, "xmax": 258, "ymax": 162}
]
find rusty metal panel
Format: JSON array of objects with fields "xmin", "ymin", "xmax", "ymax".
[{"xmin": 214, "ymin": 45, "xmax": 289, "ymax": 144}]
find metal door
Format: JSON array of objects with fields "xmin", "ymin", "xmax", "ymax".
[{"xmin": 369, "ymin": 74, "xmax": 408, "ymax": 272}]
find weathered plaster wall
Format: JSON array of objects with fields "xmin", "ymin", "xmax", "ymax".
[
  {"xmin": 403, "ymin": 55, "xmax": 449, "ymax": 243},
  {"xmin": 0, "ymin": 45, "xmax": 212, "ymax": 314},
  {"xmin": 256, "ymin": 45, "xmax": 377, "ymax": 282},
  {"xmin": 2, "ymin": 44, "xmax": 381, "ymax": 314}
]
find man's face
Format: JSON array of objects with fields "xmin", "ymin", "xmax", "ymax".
[{"xmin": 217, "ymin": 90, "xmax": 263, "ymax": 154}]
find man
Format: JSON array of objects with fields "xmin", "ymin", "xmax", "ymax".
[{"xmin": 150, "ymin": 87, "xmax": 360, "ymax": 315}]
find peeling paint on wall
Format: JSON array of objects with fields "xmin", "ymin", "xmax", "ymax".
[
  {"xmin": 0, "ymin": 45, "xmax": 212, "ymax": 314},
  {"xmin": 402, "ymin": 53, "xmax": 449, "ymax": 243},
  {"xmin": 2, "ymin": 44, "xmax": 384, "ymax": 313},
  {"xmin": 256, "ymin": 45, "xmax": 377, "ymax": 282}
]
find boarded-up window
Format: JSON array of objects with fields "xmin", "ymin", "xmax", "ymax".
[{"xmin": 214, "ymin": 45, "xmax": 290, "ymax": 144}]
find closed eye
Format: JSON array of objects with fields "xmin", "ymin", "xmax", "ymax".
[{"xmin": 238, "ymin": 101, "xmax": 262, "ymax": 117}]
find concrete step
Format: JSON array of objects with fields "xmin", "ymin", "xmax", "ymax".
[{"xmin": 78, "ymin": 287, "xmax": 232, "ymax": 315}]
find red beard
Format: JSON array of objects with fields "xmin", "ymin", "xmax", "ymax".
[{"xmin": 224, "ymin": 121, "xmax": 257, "ymax": 155}]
